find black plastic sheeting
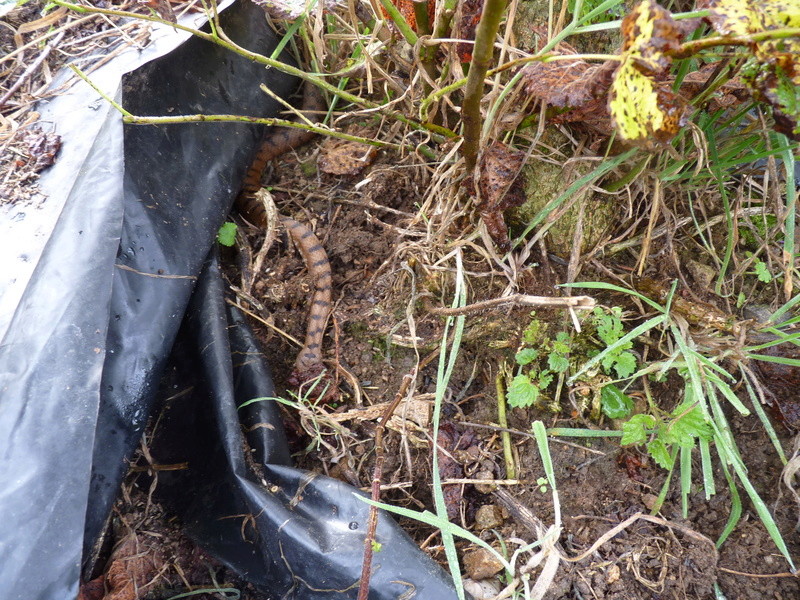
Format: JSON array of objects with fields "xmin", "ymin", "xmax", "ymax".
[{"xmin": 0, "ymin": 1, "xmax": 462, "ymax": 598}]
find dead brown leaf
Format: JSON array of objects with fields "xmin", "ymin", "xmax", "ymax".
[
  {"xmin": 477, "ymin": 142, "xmax": 527, "ymax": 251},
  {"xmin": 318, "ymin": 138, "xmax": 378, "ymax": 176}
]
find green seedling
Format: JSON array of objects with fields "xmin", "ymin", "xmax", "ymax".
[
  {"xmin": 507, "ymin": 308, "xmax": 637, "ymax": 415},
  {"xmin": 536, "ymin": 476, "xmax": 549, "ymax": 493},
  {"xmin": 216, "ymin": 221, "xmax": 238, "ymax": 247},
  {"xmin": 620, "ymin": 400, "xmax": 713, "ymax": 470}
]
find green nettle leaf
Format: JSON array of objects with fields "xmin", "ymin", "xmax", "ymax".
[
  {"xmin": 647, "ymin": 438, "xmax": 672, "ymax": 469},
  {"xmin": 601, "ymin": 384, "xmax": 634, "ymax": 419},
  {"xmin": 621, "ymin": 414, "xmax": 656, "ymax": 446},
  {"xmin": 507, "ymin": 374, "xmax": 539, "ymax": 408},
  {"xmin": 537, "ymin": 371, "xmax": 554, "ymax": 389},
  {"xmin": 548, "ymin": 352, "xmax": 570, "ymax": 373},
  {"xmin": 217, "ymin": 222, "xmax": 238, "ymax": 247},
  {"xmin": 596, "ymin": 311, "xmax": 623, "ymax": 345},
  {"xmin": 553, "ymin": 331, "xmax": 572, "ymax": 354},
  {"xmin": 613, "ymin": 351, "xmax": 637, "ymax": 378},
  {"xmin": 523, "ymin": 318, "xmax": 544, "ymax": 345},
  {"xmin": 774, "ymin": 66, "xmax": 798, "ymax": 115},
  {"xmin": 667, "ymin": 403, "xmax": 713, "ymax": 445},
  {"xmin": 515, "ymin": 347, "xmax": 539, "ymax": 365}
]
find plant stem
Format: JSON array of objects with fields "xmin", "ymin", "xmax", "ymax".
[
  {"xmin": 412, "ymin": 0, "xmax": 431, "ymax": 36},
  {"xmin": 671, "ymin": 27, "xmax": 800, "ymax": 59},
  {"xmin": 496, "ymin": 368, "xmax": 516, "ymax": 480},
  {"xmin": 461, "ymin": 0, "xmax": 508, "ymax": 174},
  {"xmin": 52, "ymin": 0, "xmax": 456, "ymax": 141},
  {"xmin": 357, "ymin": 373, "xmax": 415, "ymax": 600},
  {"xmin": 375, "ymin": 0, "xmax": 418, "ymax": 45}
]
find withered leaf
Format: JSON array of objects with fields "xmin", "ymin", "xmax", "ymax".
[
  {"xmin": 700, "ymin": 0, "xmax": 800, "ymax": 140},
  {"xmin": 523, "ymin": 60, "xmax": 615, "ymax": 108},
  {"xmin": 608, "ymin": 0, "xmax": 690, "ymax": 147},
  {"xmin": 23, "ymin": 129, "xmax": 61, "ymax": 172},
  {"xmin": 477, "ymin": 142, "xmax": 527, "ymax": 251},
  {"xmin": 139, "ymin": 0, "xmax": 176, "ymax": 23},
  {"xmin": 551, "ymin": 96, "xmax": 615, "ymax": 138},
  {"xmin": 679, "ymin": 64, "xmax": 751, "ymax": 111},
  {"xmin": 318, "ymin": 138, "xmax": 378, "ymax": 176},
  {"xmin": 458, "ymin": 0, "xmax": 485, "ymax": 62}
]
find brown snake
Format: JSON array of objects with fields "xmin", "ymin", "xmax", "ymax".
[{"xmin": 236, "ymin": 82, "xmax": 332, "ymax": 387}]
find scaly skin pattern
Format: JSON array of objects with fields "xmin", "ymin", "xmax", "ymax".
[{"xmin": 236, "ymin": 82, "xmax": 332, "ymax": 386}]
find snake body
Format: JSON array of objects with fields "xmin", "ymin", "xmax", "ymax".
[{"xmin": 236, "ymin": 82, "xmax": 332, "ymax": 386}]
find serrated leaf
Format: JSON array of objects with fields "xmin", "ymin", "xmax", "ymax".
[
  {"xmin": 667, "ymin": 402, "xmax": 713, "ymax": 445},
  {"xmin": 597, "ymin": 313, "xmax": 623, "ymax": 345},
  {"xmin": 647, "ymin": 438, "xmax": 673, "ymax": 469},
  {"xmin": 538, "ymin": 371, "xmax": 555, "ymax": 389},
  {"xmin": 507, "ymin": 374, "xmax": 539, "ymax": 408},
  {"xmin": 548, "ymin": 353, "xmax": 570, "ymax": 373},
  {"xmin": 217, "ymin": 222, "xmax": 238, "ymax": 247},
  {"xmin": 523, "ymin": 319, "xmax": 544, "ymax": 345},
  {"xmin": 754, "ymin": 260, "xmax": 773, "ymax": 283},
  {"xmin": 601, "ymin": 384, "xmax": 634, "ymax": 419},
  {"xmin": 613, "ymin": 351, "xmax": 638, "ymax": 378},
  {"xmin": 621, "ymin": 413, "xmax": 656, "ymax": 445},
  {"xmin": 516, "ymin": 347, "xmax": 539, "ymax": 365}
]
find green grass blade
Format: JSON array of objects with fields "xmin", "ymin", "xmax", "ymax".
[
  {"xmin": 357, "ymin": 499, "xmax": 513, "ymax": 571},
  {"xmin": 768, "ymin": 292, "xmax": 800, "ymax": 324},
  {"xmin": 680, "ymin": 444, "xmax": 692, "ymax": 518},
  {"xmin": 430, "ymin": 251, "xmax": 468, "ymax": 599},
  {"xmin": 669, "ymin": 325, "xmax": 708, "ymax": 416},
  {"xmin": 780, "ymin": 142, "xmax": 796, "ymax": 289},
  {"xmin": 747, "ymin": 353, "xmax": 800, "ymax": 367},
  {"xmin": 650, "ymin": 447, "xmax": 679, "ymax": 514},
  {"xmin": 741, "ymin": 367, "xmax": 787, "ymax": 464},
  {"xmin": 705, "ymin": 371, "xmax": 750, "ymax": 415},
  {"xmin": 563, "ymin": 281, "xmax": 666, "ymax": 313},
  {"xmin": 744, "ymin": 329, "xmax": 800, "ymax": 351},
  {"xmin": 714, "ymin": 442, "xmax": 742, "ymax": 548},
  {"xmin": 699, "ymin": 437, "xmax": 715, "ymax": 500}
]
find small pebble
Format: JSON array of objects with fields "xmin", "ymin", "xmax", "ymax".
[
  {"xmin": 463, "ymin": 578, "xmax": 501, "ymax": 599},
  {"xmin": 474, "ymin": 504, "xmax": 504, "ymax": 530},
  {"xmin": 474, "ymin": 470, "xmax": 497, "ymax": 494},
  {"xmin": 463, "ymin": 548, "xmax": 504, "ymax": 580}
]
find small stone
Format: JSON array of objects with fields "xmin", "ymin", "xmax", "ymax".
[
  {"xmin": 474, "ymin": 504, "xmax": 504, "ymax": 530},
  {"xmin": 463, "ymin": 547, "xmax": 504, "ymax": 580},
  {"xmin": 463, "ymin": 578, "xmax": 501, "ymax": 599},
  {"xmin": 474, "ymin": 470, "xmax": 497, "ymax": 494},
  {"xmin": 606, "ymin": 563, "xmax": 621, "ymax": 584}
]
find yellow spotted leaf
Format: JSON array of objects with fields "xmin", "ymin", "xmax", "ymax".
[
  {"xmin": 700, "ymin": 0, "xmax": 800, "ymax": 139},
  {"xmin": 609, "ymin": 1, "xmax": 688, "ymax": 146}
]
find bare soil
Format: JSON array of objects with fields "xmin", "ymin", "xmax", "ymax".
[{"xmin": 228, "ymin": 140, "xmax": 800, "ymax": 600}]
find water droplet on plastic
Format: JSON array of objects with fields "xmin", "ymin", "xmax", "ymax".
[{"xmin": 348, "ymin": 522, "xmax": 359, "ymax": 530}]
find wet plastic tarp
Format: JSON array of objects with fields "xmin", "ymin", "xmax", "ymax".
[{"xmin": 0, "ymin": 1, "xmax": 461, "ymax": 598}]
